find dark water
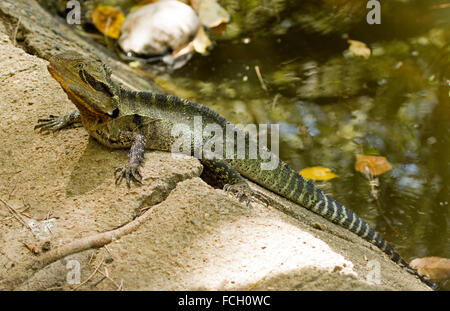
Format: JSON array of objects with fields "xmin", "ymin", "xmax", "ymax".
[{"xmin": 153, "ymin": 0, "xmax": 449, "ymax": 287}]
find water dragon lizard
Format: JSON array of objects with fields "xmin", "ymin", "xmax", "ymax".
[{"xmin": 35, "ymin": 51, "xmax": 434, "ymax": 288}]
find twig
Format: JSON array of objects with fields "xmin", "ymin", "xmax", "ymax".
[
  {"xmin": 72, "ymin": 257, "xmax": 104, "ymax": 291},
  {"xmin": 366, "ymin": 175, "xmax": 408, "ymax": 241},
  {"xmin": 373, "ymin": 193, "xmax": 408, "ymax": 241},
  {"xmin": 0, "ymin": 198, "xmax": 34, "ymax": 235},
  {"xmin": 12, "ymin": 17, "xmax": 21, "ymax": 46},
  {"xmin": 91, "ymin": 276, "xmax": 107, "ymax": 287},
  {"xmin": 33, "ymin": 204, "xmax": 157, "ymax": 270},
  {"xmin": 8, "ymin": 184, "xmax": 17, "ymax": 200},
  {"xmin": 0, "ymin": 170, "xmax": 22, "ymax": 175},
  {"xmin": 104, "ymin": 245, "xmax": 114, "ymax": 259},
  {"xmin": 87, "ymin": 252, "xmax": 95, "ymax": 265},
  {"xmin": 98, "ymin": 267, "xmax": 121, "ymax": 290},
  {"xmin": 270, "ymin": 93, "xmax": 280, "ymax": 110},
  {"xmin": 254, "ymin": 66, "xmax": 268, "ymax": 91}
]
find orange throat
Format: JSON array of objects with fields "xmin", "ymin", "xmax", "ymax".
[{"xmin": 47, "ymin": 65, "xmax": 109, "ymax": 128}]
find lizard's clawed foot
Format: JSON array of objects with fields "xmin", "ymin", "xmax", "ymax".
[
  {"xmin": 223, "ymin": 182, "xmax": 269, "ymax": 207},
  {"xmin": 34, "ymin": 115, "xmax": 79, "ymax": 133},
  {"xmin": 115, "ymin": 165, "xmax": 143, "ymax": 188}
]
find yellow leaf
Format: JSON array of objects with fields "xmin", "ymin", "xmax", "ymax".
[
  {"xmin": 355, "ymin": 155, "xmax": 392, "ymax": 176},
  {"xmin": 410, "ymin": 257, "xmax": 450, "ymax": 280},
  {"xmin": 91, "ymin": 5, "xmax": 125, "ymax": 39},
  {"xmin": 299, "ymin": 167, "xmax": 339, "ymax": 181},
  {"xmin": 347, "ymin": 39, "xmax": 371, "ymax": 59},
  {"xmin": 197, "ymin": 0, "xmax": 230, "ymax": 28}
]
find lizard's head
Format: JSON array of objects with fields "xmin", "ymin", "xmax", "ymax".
[{"xmin": 47, "ymin": 51, "xmax": 120, "ymax": 118}]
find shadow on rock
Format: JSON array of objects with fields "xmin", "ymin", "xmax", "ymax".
[{"xmin": 65, "ymin": 137, "xmax": 127, "ymax": 196}]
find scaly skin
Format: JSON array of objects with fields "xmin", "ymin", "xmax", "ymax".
[{"xmin": 36, "ymin": 51, "xmax": 434, "ymax": 289}]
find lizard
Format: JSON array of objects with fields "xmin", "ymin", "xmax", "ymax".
[{"xmin": 35, "ymin": 51, "xmax": 434, "ymax": 289}]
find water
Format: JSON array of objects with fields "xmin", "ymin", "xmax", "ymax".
[{"xmin": 152, "ymin": 0, "xmax": 449, "ymax": 287}]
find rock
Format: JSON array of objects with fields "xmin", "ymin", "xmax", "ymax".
[{"xmin": 118, "ymin": 0, "xmax": 200, "ymax": 56}]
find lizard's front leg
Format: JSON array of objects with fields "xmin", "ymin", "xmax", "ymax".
[
  {"xmin": 115, "ymin": 133, "xmax": 147, "ymax": 187},
  {"xmin": 201, "ymin": 159, "xmax": 268, "ymax": 207},
  {"xmin": 34, "ymin": 110, "xmax": 81, "ymax": 133}
]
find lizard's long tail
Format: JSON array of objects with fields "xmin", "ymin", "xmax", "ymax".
[{"xmin": 244, "ymin": 160, "xmax": 435, "ymax": 289}]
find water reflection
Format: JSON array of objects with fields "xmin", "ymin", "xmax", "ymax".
[{"xmin": 161, "ymin": 0, "xmax": 449, "ymax": 285}]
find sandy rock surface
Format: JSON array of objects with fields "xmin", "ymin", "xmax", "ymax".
[{"xmin": 0, "ymin": 0, "xmax": 429, "ymax": 290}]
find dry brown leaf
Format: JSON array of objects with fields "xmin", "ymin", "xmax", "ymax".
[
  {"xmin": 410, "ymin": 257, "xmax": 450, "ymax": 280},
  {"xmin": 347, "ymin": 39, "xmax": 371, "ymax": 59},
  {"xmin": 355, "ymin": 154, "xmax": 392, "ymax": 176},
  {"xmin": 91, "ymin": 5, "xmax": 125, "ymax": 39},
  {"xmin": 299, "ymin": 167, "xmax": 339, "ymax": 181}
]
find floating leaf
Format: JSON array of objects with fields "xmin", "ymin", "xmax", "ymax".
[
  {"xmin": 355, "ymin": 155, "xmax": 392, "ymax": 176},
  {"xmin": 91, "ymin": 5, "xmax": 125, "ymax": 39},
  {"xmin": 410, "ymin": 257, "xmax": 450, "ymax": 280},
  {"xmin": 196, "ymin": 0, "xmax": 230, "ymax": 28},
  {"xmin": 299, "ymin": 167, "xmax": 339, "ymax": 181},
  {"xmin": 347, "ymin": 39, "xmax": 371, "ymax": 59}
]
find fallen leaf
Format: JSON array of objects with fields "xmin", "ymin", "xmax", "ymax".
[
  {"xmin": 196, "ymin": 0, "xmax": 230, "ymax": 28},
  {"xmin": 299, "ymin": 167, "xmax": 339, "ymax": 181},
  {"xmin": 172, "ymin": 26, "xmax": 211, "ymax": 57},
  {"xmin": 193, "ymin": 26, "xmax": 212, "ymax": 54},
  {"xmin": 210, "ymin": 22, "xmax": 227, "ymax": 35},
  {"xmin": 355, "ymin": 154, "xmax": 392, "ymax": 176},
  {"xmin": 91, "ymin": 5, "xmax": 125, "ymax": 39},
  {"xmin": 347, "ymin": 39, "xmax": 371, "ymax": 59},
  {"xmin": 410, "ymin": 257, "xmax": 450, "ymax": 280}
]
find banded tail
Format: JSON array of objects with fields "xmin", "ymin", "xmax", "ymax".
[{"xmin": 242, "ymin": 160, "xmax": 435, "ymax": 289}]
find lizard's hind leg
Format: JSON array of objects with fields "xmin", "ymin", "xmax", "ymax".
[
  {"xmin": 201, "ymin": 159, "xmax": 268, "ymax": 207},
  {"xmin": 34, "ymin": 110, "xmax": 81, "ymax": 133}
]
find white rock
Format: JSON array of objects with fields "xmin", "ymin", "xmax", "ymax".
[{"xmin": 119, "ymin": 0, "xmax": 200, "ymax": 56}]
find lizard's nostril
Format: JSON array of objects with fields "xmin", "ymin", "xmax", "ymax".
[{"xmin": 108, "ymin": 108, "xmax": 120, "ymax": 118}]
